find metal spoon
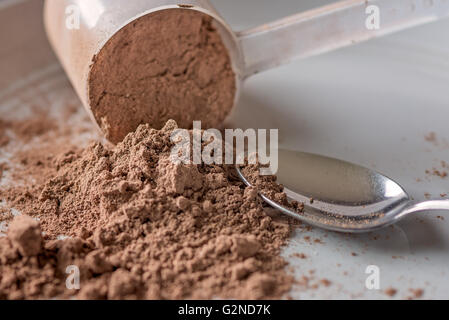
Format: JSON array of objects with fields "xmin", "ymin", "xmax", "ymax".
[{"xmin": 236, "ymin": 149, "xmax": 449, "ymax": 233}]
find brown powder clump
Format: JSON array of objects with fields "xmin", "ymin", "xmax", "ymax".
[
  {"xmin": 0, "ymin": 163, "xmax": 6, "ymax": 182},
  {"xmin": 384, "ymin": 287, "xmax": 397, "ymax": 297},
  {"xmin": 0, "ymin": 110, "xmax": 59, "ymax": 145},
  {"xmin": 0, "ymin": 119, "xmax": 10, "ymax": 147},
  {"xmin": 407, "ymin": 288, "xmax": 424, "ymax": 300},
  {"xmin": 88, "ymin": 9, "xmax": 236, "ymax": 143},
  {"xmin": 7, "ymin": 215, "xmax": 42, "ymax": 257},
  {"xmin": 0, "ymin": 120, "xmax": 292, "ymax": 300},
  {"xmin": 240, "ymin": 164, "xmax": 306, "ymax": 215}
]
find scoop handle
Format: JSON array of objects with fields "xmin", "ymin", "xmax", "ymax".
[{"xmin": 237, "ymin": 0, "xmax": 449, "ymax": 78}]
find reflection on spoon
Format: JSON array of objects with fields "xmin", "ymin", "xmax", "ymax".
[{"xmin": 237, "ymin": 149, "xmax": 449, "ymax": 233}]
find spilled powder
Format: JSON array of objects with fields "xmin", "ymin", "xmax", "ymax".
[
  {"xmin": 240, "ymin": 165, "xmax": 305, "ymax": 214},
  {"xmin": 0, "ymin": 119, "xmax": 10, "ymax": 147},
  {"xmin": 0, "ymin": 120, "xmax": 293, "ymax": 300},
  {"xmin": 384, "ymin": 287, "xmax": 397, "ymax": 297}
]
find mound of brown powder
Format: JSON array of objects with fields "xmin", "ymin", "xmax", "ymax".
[
  {"xmin": 7, "ymin": 215, "xmax": 42, "ymax": 257},
  {"xmin": 88, "ymin": 9, "xmax": 236, "ymax": 143},
  {"xmin": 0, "ymin": 120, "xmax": 292, "ymax": 300}
]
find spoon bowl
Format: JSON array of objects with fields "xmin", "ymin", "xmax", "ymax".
[{"xmin": 237, "ymin": 149, "xmax": 449, "ymax": 233}]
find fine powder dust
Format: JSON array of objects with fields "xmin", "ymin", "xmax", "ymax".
[
  {"xmin": 88, "ymin": 9, "xmax": 237, "ymax": 144},
  {"xmin": 0, "ymin": 120, "xmax": 293, "ymax": 300}
]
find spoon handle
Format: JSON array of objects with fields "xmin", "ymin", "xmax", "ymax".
[
  {"xmin": 399, "ymin": 200, "xmax": 449, "ymax": 218},
  {"xmin": 238, "ymin": 0, "xmax": 449, "ymax": 77}
]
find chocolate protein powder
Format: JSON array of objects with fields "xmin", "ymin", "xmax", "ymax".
[
  {"xmin": 88, "ymin": 9, "xmax": 236, "ymax": 143},
  {"xmin": 0, "ymin": 120, "xmax": 293, "ymax": 300}
]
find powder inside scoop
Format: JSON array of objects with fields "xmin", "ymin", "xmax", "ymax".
[{"xmin": 88, "ymin": 9, "xmax": 236, "ymax": 143}]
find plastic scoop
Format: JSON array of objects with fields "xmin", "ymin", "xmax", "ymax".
[{"xmin": 44, "ymin": 0, "xmax": 449, "ymax": 139}]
